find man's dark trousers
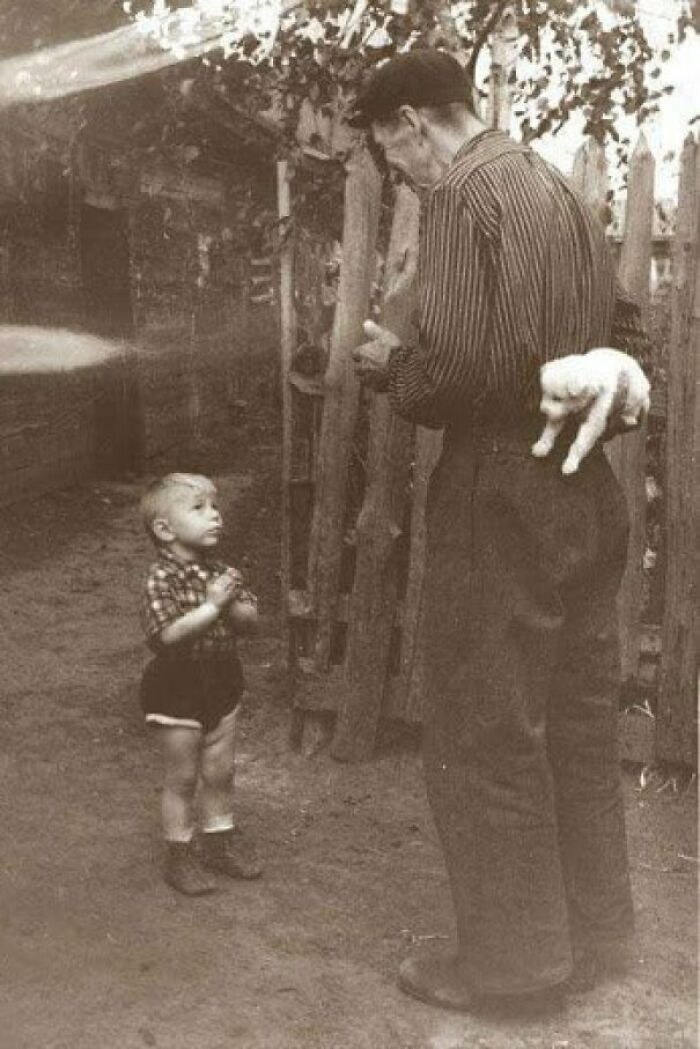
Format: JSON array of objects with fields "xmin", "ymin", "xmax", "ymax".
[{"xmin": 421, "ymin": 425, "xmax": 635, "ymax": 996}]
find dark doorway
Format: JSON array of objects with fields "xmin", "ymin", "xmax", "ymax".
[
  {"xmin": 80, "ymin": 203, "xmax": 134, "ymax": 339},
  {"xmin": 80, "ymin": 202, "xmax": 142, "ymax": 476}
]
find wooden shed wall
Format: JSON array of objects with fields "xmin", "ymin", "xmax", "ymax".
[{"xmin": 0, "ymin": 119, "xmax": 278, "ymax": 501}]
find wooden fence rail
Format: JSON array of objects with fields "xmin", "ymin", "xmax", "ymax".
[{"xmin": 282, "ymin": 128, "xmax": 699, "ymax": 767}]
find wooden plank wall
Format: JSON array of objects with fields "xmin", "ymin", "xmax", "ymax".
[{"xmin": 0, "ymin": 118, "xmax": 278, "ymax": 498}]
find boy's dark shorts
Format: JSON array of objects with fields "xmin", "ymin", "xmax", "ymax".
[{"xmin": 140, "ymin": 653, "xmax": 244, "ymax": 733}]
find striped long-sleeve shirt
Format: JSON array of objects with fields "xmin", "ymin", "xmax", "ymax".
[{"xmin": 387, "ymin": 130, "xmax": 650, "ymax": 430}]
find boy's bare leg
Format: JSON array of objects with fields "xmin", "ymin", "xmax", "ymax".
[
  {"xmin": 199, "ymin": 709, "xmax": 238, "ymax": 832},
  {"xmin": 200, "ymin": 709, "xmax": 262, "ymax": 878},
  {"xmin": 157, "ymin": 724, "xmax": 216, "ymax": 895},
  {"xmin": 159, "ymin": 724, "xmax": 202, "ymax": 841}
]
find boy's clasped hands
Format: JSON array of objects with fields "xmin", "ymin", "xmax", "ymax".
[
  {"xmin": 206, "ymin": 569, "xmax": 258, "ymax": 631},
  {"xmin": 206, "ymin": 568, "xmax": 239, "ymax": 607}
]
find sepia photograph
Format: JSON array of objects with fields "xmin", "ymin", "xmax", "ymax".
[{"xmin": 0, "ymin": 2, "xmax": 697, "ymax": 1047}]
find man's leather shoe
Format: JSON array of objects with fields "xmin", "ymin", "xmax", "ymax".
[
  {"xmin": 398, "ymin": 950, "xmax": 476, "ymax": 1012},
  {"xmin": 398, "ymin": 948, "xmax": 565, "ymax": 1016},
  {"xmin": 563, "ymin": 950, "xmax": 599, "ymax": 994},
  {"xmin": 564, "ymin": 941, "xmax": 632, "ymax": 995}
]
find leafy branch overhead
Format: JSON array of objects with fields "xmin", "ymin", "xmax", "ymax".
[
  {"xmin": 0, "ymin": 0, "xmax": 694, "ymax": 177},
  {"xmin": 114, "ymin": 1, "xmax": 693, "ymax": 155}
]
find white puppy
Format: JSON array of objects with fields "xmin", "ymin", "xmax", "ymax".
[{"xmin": 532, "ymin": 348, "xmax": 650, "ymax": 475}]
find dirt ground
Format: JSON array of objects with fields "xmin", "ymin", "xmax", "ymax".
[{"xmin": 0, "ymin": 423, "xmax": 697, "ymax": 1049}]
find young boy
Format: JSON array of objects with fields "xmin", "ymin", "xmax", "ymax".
[{"xmin": 139, "ymin": 472, "xmax": 262, "ymax": 896}]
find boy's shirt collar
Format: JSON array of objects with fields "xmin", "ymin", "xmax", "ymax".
[{"xmin": 156, "ymin": 547, "xmax": 219, "ymax": 576}]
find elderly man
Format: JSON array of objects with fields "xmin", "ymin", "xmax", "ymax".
[{"xmin": 350, "ymin": 50, "xmax": 649, "ymax": 1013}]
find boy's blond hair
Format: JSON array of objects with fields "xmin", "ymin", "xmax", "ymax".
[{"xmin": 140, "ymin": 473, "xmax": 216, "ymax": 542}]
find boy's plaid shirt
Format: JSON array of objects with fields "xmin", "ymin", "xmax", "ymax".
[{"xmin": 141, "ymin": 548, "xmax": 256, "ymax": 657}]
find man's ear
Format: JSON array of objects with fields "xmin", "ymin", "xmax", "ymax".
[
  {"xmin": 398, "ymin": 105, "xmax": 421, "ymax": 133},
  {"xmin": 152, "ymin": 517, "xmax": 174, "ymax": 543}
]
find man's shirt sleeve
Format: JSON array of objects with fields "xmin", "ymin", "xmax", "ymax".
[{"xmin": 387, "ymin": 181, "xmax": 494, "ymax": 429}]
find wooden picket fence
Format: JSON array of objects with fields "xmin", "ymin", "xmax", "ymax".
[{"xmin": 278, "ymin": 128, "xmax": 699, "ymax": 767}]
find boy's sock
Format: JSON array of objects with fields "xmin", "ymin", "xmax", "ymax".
[
  {"xmin": 201, "ymin": 814, "xmax": 235, "ymax": 834},
  {"xmin": 201, "ymin": 824, "xmax": 263, "ymax": 880},
  {"xmin": 164, "ymin": 840, "xmax": 217, "ymax": 896}
]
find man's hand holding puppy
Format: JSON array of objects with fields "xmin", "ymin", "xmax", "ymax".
[
  {"xmin": 353, "ymin": 326, "xmax": 649, "ymax": 475},
  {"xmin": 532, "ymin": 348, "xmax": 650, "ymax": 475}
]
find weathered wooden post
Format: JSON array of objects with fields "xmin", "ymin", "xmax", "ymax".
[
  {"xmin": 573, "ymin": 135, "xmax": 654, "ymax": 691},
  {"xmin": 392, "ymin": 426, "xmax": 443, "ymax": 724},
  {"xmin": 607, "ymin": 132, "xmax": 655, "ymax": 682},
  {"xmin": 277, "ymin": 158, "xmax": 295, "ymax": 639},
  {"xmin": 657, "ymin": 133, "xmax": 699, "ymax": 766},
  {"xmin": 331, "ymin": 185, "xmax": 419, "ymax": 760},
  {"xmin": 487, "ymin": 5, "xmax": 517, "ymax": 132},
  {"xmin": 572, "ymin": 138, "xmax": 610, "ymax": 227},
  {"xmin": 306, "ymin": 146, "xmax": 382, "ymax": 672}
]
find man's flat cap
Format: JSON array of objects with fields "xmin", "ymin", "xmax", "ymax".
[{"xmin": 348, "ymin": 49, "xmax": 471, "ymax": 127}]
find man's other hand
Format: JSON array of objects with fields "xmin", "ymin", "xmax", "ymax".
[
  {"xmin": 352, "ymin": 320, "xmax": 401, "ymax": 389},
  {"xmin": 532, "ymin": 348, "xmax": 651, "ymax": 475}
]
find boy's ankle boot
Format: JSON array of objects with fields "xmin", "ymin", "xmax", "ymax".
[
  {"xmin": 164, "ymin": 841, "xmax": 217, "ymax": 896},
  {"xmin": 202, "ymin": 827, "xmax": 263, "ymax": 880}
]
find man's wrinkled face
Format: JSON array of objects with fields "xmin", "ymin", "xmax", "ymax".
[{"xmin": 371, "ymin": 111, "xmax": 438, "ymax": 189}]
